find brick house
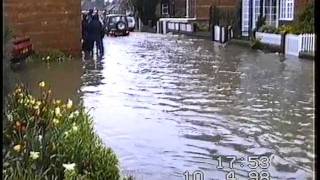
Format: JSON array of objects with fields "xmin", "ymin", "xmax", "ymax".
[
  {"xmin": 159, "ymin": 0, "xmax": 240, "ymax": 24},
  {"xmin": 241, "ymin": 0, "xmax": 312, "ymax": 36},
  {"xmin": 4, "ymin": 0, "xmax": 81, "ymax": 56}
]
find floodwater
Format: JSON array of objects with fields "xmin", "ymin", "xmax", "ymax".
[{"xmin": 14, "ymin": 32, "xmax": 314, "ymax": 179}]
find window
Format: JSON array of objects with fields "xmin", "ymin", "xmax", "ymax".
[
  {"xmin": 280, "ymin": 0, "xmax": 294, "ymax": 20},
  {"xmin": 162, "ymin": 3, "xmax": 169, "ymax": 15}
]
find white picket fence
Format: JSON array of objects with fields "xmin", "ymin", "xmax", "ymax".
[
  {"xmin": 286, "ymin": 33, "xmax": 315, "ymax": 56},
  {"xmin": 256, "ymin": 32, "xmax": 315, "ymax": 56},
  {"xmin": 300, "ymin": 34, "xmax": 315, "ymax": 53}
]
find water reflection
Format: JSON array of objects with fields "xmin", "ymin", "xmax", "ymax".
[{"xmin": 14, "ymin": 32, "xmax": 314, "ymax": 180}]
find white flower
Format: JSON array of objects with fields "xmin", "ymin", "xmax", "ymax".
[
  {"xmin": 72, "ymin": 123, "xmax": 78, "ymax": 131},
  {"xmin": 46, "ymin": 56, "xmax": 50, "ymax": 60},
  {"xmin": 30, "ymin": 151, "xmax": 40, "ymax": 160},
  {"xmin": 53, "ymin": 118, "xmax": 59, "ymax": 125},
  {"xmin": 74, "ymin": 110, "xmax": 79, "ymax": 116},
  {"xmin": 62, "ymin": 163, "xmax": 76, "ymax": 171},
  {"xmin": 55, "ymin": 107, "xmax": 61, "ymax": 117},
  {"xmin": 69, "ymin": 113, "xmax": 74, "ymax": 119},
  {"xmin": 66, "ymin": 99, "xmax": 73, "ymax": 109},
  {"xmin": 38, "ymin": 135, "xmax": 43, "ymax": 142},
  {"xmin": 38, "ymin": 81, "xmax": 45, "ymax": 88}
]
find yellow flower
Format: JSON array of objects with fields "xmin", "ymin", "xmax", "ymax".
[
  {"xmin": 53, "ymin": 118, "xmax": 59, "ymax": 125},
  {"xmin": 55, "ymin": 107, "xmax": 61, "ymax": 117},
  {"xmin": 30, "ymin": 151, "xmax": 40, "ymax": 160},
  {"xmin": 36, "ymin": 101, "xmax": 41, "ymax": 106},
  {"xmin": 30, "ymin": 99, "xmax": 35, "ymax": 105},
  {"xmin": 56, "ymin": 99, "xmax": 61, "ymax": 104},
  {"xmin": 13, "ymin": 144, "xmax": 22, "ymax": 152},
  {"xmin": 33, "ymin": 105, "xmax": 39, "ymax": 110},
  {"xmin": 46, "ymin": 56, "xmax": 50, "ymax": 60},
  {"xmin": 38, "ymin": 81, "xmax": 45, "ymax": 88},
  {"xmin": 66, "ymin": 99, "xmax": 73, "ymax": 109},
  {"xmin": 15, "ymin": 88, "xmax": 21, "ymax": 93}
]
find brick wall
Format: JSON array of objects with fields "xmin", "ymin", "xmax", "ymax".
[
  {"xmin": 4, "ymin": 0, "xmax": 81, "ymax": 56},
  {"xmin": 195, "ymin": 0, "xmax": 239, "ymax": 20}
]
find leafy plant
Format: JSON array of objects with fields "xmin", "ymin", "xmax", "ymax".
[
  {"xmin": 259, "ymin": 25, "xmax": 279, "ymax": 34},
  {"xmin": 3, "ymin": 82, "xmax": 120, "ymax": 179}
]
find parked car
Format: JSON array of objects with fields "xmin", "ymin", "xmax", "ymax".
[
  {"xmin": 104, "ymin": 14, "xmax": 129, "ymax": 36},
  {"xmin": 126, "ymin": 16, "xmax": 135, "ymax": 31}
]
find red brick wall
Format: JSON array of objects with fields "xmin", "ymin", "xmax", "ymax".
[
  {"xmin": 295, "ymin": 0, "xmax": 311, "ymax": 19},
  {"xmin": 195, "ymin": 0, "xmax": 239, "ymax": 20},
  {"xmin": 4, "ymin": 0, "xmax": 81, "ymax": 56}
]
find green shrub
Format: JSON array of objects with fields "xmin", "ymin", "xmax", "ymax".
[
  {"xmin": 258, "ymin": 25, "xmax": 279, "ymax": 34},
  {"xmin": 3, "ymin": 82, "xmax": 120, "ymax": 179}
]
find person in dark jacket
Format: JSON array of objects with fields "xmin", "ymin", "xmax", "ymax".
[
  {"xmin": 81, "ymin": 13, "xmax": 88, "ymax": 52},
  {"xmin": 87, "ymin": 9, "xmax": 94, "ymax": 23},
  {"xmin": 87, "ymin": 14, "xmax": 104, "ymax": 56}
]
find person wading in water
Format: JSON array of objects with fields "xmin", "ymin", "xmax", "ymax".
[{"xmin": 87, "ymin": 14, "xmax": 104, "ymax": 57}]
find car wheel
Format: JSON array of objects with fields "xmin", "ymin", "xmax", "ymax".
[{"xmin": 116, "ymin": 21, "xmax": 127, "ymax": 31}]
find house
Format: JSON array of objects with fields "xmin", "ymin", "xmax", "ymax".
[
  {"xmin": 159, "ymin": 0, "xmax": 188, "ymax": 18},
  {"xmin": 4, "ymin": 0, "xmax": 81, "ymax": 56},
  {"xmin": 241, "ymin": 0, "xmax": 312, "ymax": 36},
  {"xmin": 159, "ymin": 0, "xmax": 240, "ymax": 27}
]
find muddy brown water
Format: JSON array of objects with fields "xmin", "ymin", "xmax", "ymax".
[{"xmin": 13, "ymin": 32, "xmax": 314, "ymax": 179}]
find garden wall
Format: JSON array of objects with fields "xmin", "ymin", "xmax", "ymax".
[{"xmin": 4, "ymin": 0, "xmax": 81, "ymax": 56}]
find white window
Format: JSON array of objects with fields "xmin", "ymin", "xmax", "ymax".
[
  {"xmin": 162, "ymin": 3, "xmax": 169, "ymax": 15},
  {"xmin": 280, "ymin": 0, "xmax": 294, "ymax": 20}
]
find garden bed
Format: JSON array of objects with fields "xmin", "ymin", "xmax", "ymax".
[{"xmin": 3, "ymin": 82, "xmax": 121, "ymax": 179}]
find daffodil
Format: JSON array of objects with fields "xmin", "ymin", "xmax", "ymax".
[
  {"xmin": 63, "ymin": 163, "xmax": 76, "ymax": 171},
  {"xmin": 55, "ymin": 107, "xmax": 61, "ymax": 117},
  {"xmin": 53, "ymin": 118, "xmax": 59, "ymax": 125},
  {"xmin": 66, "ymin": 99, "xmax": 73, "ymax": 109},
  {"xmin": 15, "ymin": 88, "xmax": 21, "ymax": 93},
  {"xmin": 30, "ymin": 151, "xmax": 40, "ymax": 160},
  {"xmin": 69, "ymin": 113, "xmax": 74, "ymax": 119},
  {"xmin": 72, "ymin": 125, "xmax": 78, "ymax": 132},
  {"xmin": 33, "ymin": 105, "xmax": 40, "ymax": 110},
  {"xmin": 38, "ymin": 81, "xmax": 45, "ymax": 88},
  {"xmin": 30, "ymin": 99, "xmax": 35, "ymax": 105},
  {"xmin": 74, "ymin": 110, "xmax": 79, "ymax": 116},
  {"xmin": 38, "ymin": 135, "xmax": 43, "ymax": 142},
  {"xmin": 13, "ymin": 144, "xmax": 22, "ymax": 152}
]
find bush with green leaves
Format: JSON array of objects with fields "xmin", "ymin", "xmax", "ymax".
[
  {"xmin": 3, "ymin": 82, "xmax": 120, "ymax": 179},
  {"xmin": 258, "ymin": 24, "xmax": 279, "ymax": 34}
]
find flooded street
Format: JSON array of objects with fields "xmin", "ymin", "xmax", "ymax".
[{"xmin": 15, "ymin": 32, "xmax": 314, "ymax": 179}]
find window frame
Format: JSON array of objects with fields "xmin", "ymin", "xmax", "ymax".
[
  {"xmin": 162, "ymin": 3, "xmax": 169, "ymax": 15},
  {"xmin": 279, "ymin": 0, "xmax": 294, "ymax": 21}
]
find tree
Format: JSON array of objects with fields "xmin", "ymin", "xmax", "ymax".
[{"xmin": 129, "ymin": 0, "xmax": 160, "ymax": 25}]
